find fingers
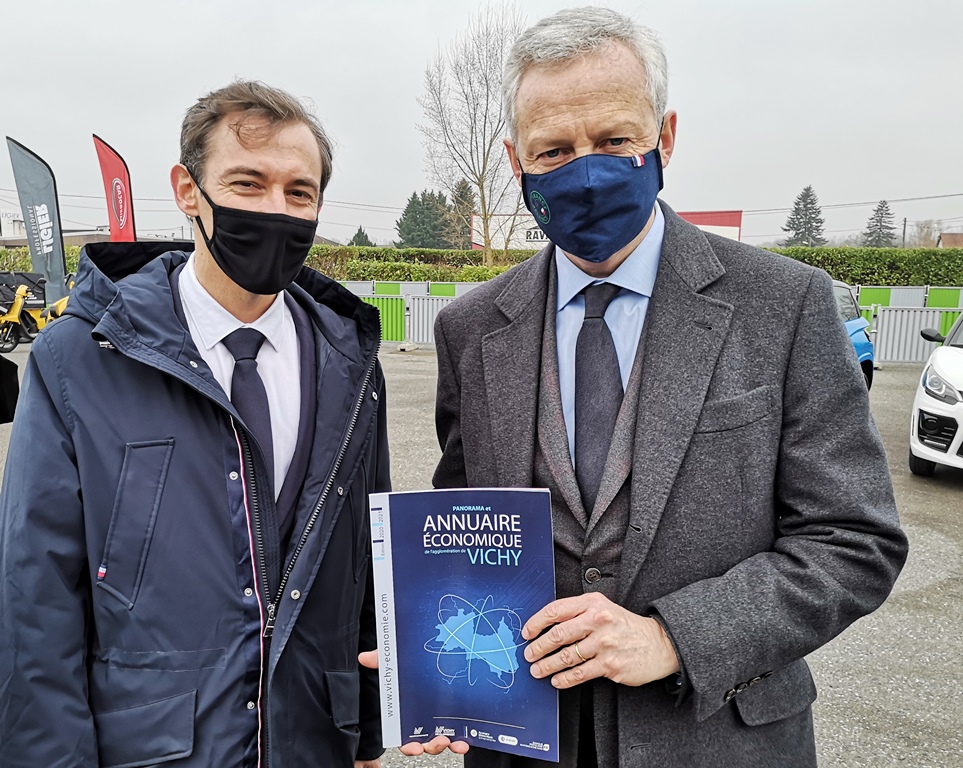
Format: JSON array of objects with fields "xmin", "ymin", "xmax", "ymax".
[
  {"xmin": 399, "ymin": 737, "xmax": 470, "ymax": 756},
  {"xmin": 529, "ymin": 636, "xmax": 607, "ymax": 687},
  {"xmin": 357, "ymin": 650, "xmax": 378, "ymax": 669},
  {"xmin": 521, "ymin": 595, "xmax": 592, "ymax": 641},
  {"xmin": 522, "ymin": 592, "xmax": 623, "ymax": 662}
]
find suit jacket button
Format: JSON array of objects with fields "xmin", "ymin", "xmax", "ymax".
[
  {"xmin": 584, "ymin": 567, "xmax": 602, "ymax": 584},
  {"xmin": 736, "ymin": 683, "xmax": 748, "ymax": 693},
  {"xmin": 749, "ymin": 677, "xmax": 762, "ymax": 686},
  {"xmin": 724, "ymin": 688, "xmax": 737, "ymax": 702},
  {"xmin": 762, "ymin": 671, "xmax": 773, "ymax": 678}
]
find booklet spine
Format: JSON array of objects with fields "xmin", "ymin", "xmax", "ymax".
[{"xmin": 369, "ymin": 492, "xmax": 402, "ymax": 747}]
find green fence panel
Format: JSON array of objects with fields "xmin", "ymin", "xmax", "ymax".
[
  {"xmin": 361, "ymin": 297, "xmax": 406, "ymax": 342},
  {"xmin": 429, "ymin": 283, "xmax": 457, "ymax": 297},
  {"xmin": 857, "ymin": 286, "xmax": 891, "ymax": 323},
  {"xmin": 374, "ymin": 282, "xmax": 401, "ymax": 296},
  {"xmin": 926, "ymin": 287, "xmax": 961, "ymax": 309},
  {"xmin": 939, "ymin": 311, "xmax": 961, "ymax": 337},
  {"xmin": 857, "ymin": 287, "xmax": 891, "ymax": 306}
]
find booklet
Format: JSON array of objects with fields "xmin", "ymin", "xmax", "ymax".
[{"xmin": 369, "ymin": 487, "xmax": 558, "ymax": 762}]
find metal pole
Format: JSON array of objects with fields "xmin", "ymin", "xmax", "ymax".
[{"xmin": 902, "ymin": 218, "xmax": 907, "ymax": 248}]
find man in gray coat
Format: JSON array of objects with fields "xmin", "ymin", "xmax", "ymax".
[{"xmin": 425, "ymin": 7, "xmax": 908, "ymax": 767}]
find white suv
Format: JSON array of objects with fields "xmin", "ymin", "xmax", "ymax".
[{"xmin": 909, "ymin": 314, "xmax": 963, "ymax": 476}]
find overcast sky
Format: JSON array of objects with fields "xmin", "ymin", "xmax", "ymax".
[{"xmin": 2, "ymin": 0, "xmax": 961, "ymax": 246}]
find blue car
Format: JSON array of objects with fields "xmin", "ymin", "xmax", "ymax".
[{"xmin": 833, "ymin": 280, "xmax": 874, "ymax": 389}]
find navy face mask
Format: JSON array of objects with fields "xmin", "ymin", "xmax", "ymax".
[
  {"xmin": 521, "ymin": 148, "xmax": 664, "ymax": 263},
  {"xmin": 192, "ymin": 178, "xmax": 317, "ymax": 295}
]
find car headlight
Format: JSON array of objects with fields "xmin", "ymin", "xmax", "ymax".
[{"xmin": 922, "ymin": 365, "xmax": 961, "ymax": 404}]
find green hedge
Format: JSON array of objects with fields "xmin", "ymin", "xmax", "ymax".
[
  {"xmin": 3, "ymin": 243, "xmax": 962, "ymax": 285},
  {"xmin": 305, "ymin": 244, "xmax": 534, "ymax": 271},
  {"xmin": 766, "ymin": 247, "xmax": 963, "ymax": 286},
  {"xmin": 0, "ymin": 245, "xmax": 81, "ymax": 274}
]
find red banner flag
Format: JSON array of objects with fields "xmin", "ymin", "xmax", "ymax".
[{"xmin": 93, "ymin": 134, "xmax": 136, "ymax": 241}]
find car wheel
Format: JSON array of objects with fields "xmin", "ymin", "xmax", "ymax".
[
  {"xmin": 0, "ymin": 324, "xmax": 18, "ymax": 354},
  {"xmin": 861, "ymin": 363, "xmax": 873, "ymax": 390},
  {"xmin": 908, "ymin": 449, "xmax": 936, "ymax": 477}
]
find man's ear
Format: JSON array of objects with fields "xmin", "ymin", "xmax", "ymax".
[
  {"xmin": 170, "ymin": 164, "xmax": 200, "ymax": 217},
  {"xmin": 659, "ymin": 111, "xmax": 678, "ymax": 167},
  {"xmin": 504, "ymin": 137, "xmax": 523, "ymax": 184}
]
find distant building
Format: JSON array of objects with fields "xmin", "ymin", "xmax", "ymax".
[
  {"xmin": 936, "ymin": 232, "xmax": 963, "ymax": 248},
  {"xmin": 471, "ymin": 209, "xmax": 743, "ymax": 250},
  {"xmin": 0, "ymin": 211, "xmax": 26, "ymax": 239}
]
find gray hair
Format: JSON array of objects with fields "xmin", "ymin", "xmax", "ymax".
[{"xmin": 502, "ymin": 7, "xmax": 669, "ymax": 138}]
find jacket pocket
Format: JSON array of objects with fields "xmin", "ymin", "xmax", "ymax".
[
  {"xmin": 97, "ymin": 439, "xmax": 174, "ymax": 609},
  {"xmin": 695, "ymin": 385, "xmax": 777, "ymax": 434},
  {"xmin": 325, "ymin": 669, "xmax": 361, "ymax": 730},
  {"xmin": 94, "ymin": 689, "xmax": 195, "ymax": 768},
  {"xmin": 734, "ymin": 658, "xmax": 817, "ymax": 726}
]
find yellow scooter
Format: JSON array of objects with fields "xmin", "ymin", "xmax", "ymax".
[{"xmin": 0, "ymin": 285, "xmax": 30, "ymax": 353}]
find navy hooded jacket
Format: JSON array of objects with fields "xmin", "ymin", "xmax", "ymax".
[{"xmin": 0, "ymin": 243, "xmax": 389, "ymax": 767}]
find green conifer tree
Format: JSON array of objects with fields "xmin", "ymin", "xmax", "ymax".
[
  {"xmin": 348, "ymin": 226, "xmax": 374, "ymax": 247},
  {"xmin": 861, "ymin": 200, "xmax": 897, "ymax": 247},
  {"xmin": 782, "ymin": 185, "xmax": 828, "ymax": 247}
]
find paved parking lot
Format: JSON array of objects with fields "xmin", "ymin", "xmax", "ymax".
[{"xmin": 1, "ymin": 344, "xmax": 960, "ymax": 767}]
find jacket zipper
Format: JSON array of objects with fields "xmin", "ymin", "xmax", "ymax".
[
  {"xmin": 241, "ymin": 340, "xmax": 380, "ymax": 768},
  {"xmin": 271, "ymin": 342, "xmax": 381, "ymax": 628},
  {"xmin": 236, "ymin": 426, "xmax": 275, "ymax": 768}
]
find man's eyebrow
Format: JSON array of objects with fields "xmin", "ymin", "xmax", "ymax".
[{"xmin": 222, "ymin": 165, "xmax": 267, "ymax": 179}]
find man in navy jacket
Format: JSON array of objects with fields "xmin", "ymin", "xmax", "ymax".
[{"xmin": 0, "ymin": 81, "xmax": 389, "ymax": 767}]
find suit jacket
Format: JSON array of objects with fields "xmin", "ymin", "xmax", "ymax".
[{"xmin": 432, "ymin": 202, "xmax": 908, "ymax": 768}]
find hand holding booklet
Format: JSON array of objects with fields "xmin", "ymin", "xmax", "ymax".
[{"xmin": 369, "ymin": 487, "xmax": 559, "ymax": 762}]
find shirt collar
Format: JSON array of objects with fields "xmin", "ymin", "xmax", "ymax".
[
  {"xmin": 180, "ymin": 253, "xmax": 286, "ymax": 353},
  {"xmin": 555, "ymin": 203, "xmax": 664, "ymax": 311}
]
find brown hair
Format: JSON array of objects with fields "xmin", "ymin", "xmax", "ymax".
[{"xmin": 180, "ymin": 80, "xmax": 333, "ymax": 194}]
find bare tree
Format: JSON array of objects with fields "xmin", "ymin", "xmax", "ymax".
[
  {"xmin": 907, "ymin": 219, "xmax": 942, "ymax": 248},
  {"xmin": 418, "ymin": 4, "xmax": 525, "ymax": 265}
]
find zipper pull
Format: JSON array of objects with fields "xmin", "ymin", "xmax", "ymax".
[{"xmin": 264, "ymin": 603, "xmax": 276, "ymax": 638}]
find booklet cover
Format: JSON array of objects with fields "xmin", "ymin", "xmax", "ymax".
[{"xmin": 370, "ymin": 487, "xmax": 558, "ymax": 762}]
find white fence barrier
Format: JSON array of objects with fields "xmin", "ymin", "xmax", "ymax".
[
  {"xmin": 408, "ymin": 296, "xmax": 455, "ymax": 344},
  {"xmin": 874, "ymin": 307, "xmax": 958, "ymax": 363}
]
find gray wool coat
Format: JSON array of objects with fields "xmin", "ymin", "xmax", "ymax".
[{"xmin": 431, "ymin": 202, "xmax": 908, "ymax": 768}]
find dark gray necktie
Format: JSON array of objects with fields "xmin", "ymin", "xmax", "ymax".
[
  {"xmin": 574, "ymin": 282, "xmax": 624, "ymax": 512},
  {"xmin": 223, "ymin": 328, "xmax": 274, "ymax": 488}
]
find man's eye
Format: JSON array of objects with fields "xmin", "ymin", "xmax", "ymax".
[
  {"xmin": 543, "ymin": 148, "xmax": 561, "ymax": 159},
  {"xmin": 608, "ymin": 138, "xmax": 626, "ymax": 146}
]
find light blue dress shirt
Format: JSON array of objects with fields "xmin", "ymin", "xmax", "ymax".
[{"xmin": 556, "ymin": 204, "xmax": 664, "ymax": 462}]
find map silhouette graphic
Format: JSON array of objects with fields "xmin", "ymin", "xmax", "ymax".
[{"xmin": 424, "ymin": 594, "xmax": 525, "ymax": 689}]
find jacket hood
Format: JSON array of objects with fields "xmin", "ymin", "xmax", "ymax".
[{"xmin": 65, "ymin": 241, "xmax": 381, "ymax": 365}]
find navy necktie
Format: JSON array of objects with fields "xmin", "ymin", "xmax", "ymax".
[
  {"xmin": 223, "ymin": 328, "xmax": 274, "ymax": 489},
  {"xmin": 574, "ymin": 282, "xmax": 624, "ymax": 513}
]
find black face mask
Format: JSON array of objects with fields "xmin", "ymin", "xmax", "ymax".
[{"xmin": 192, "ymin": 179, "xmax": 318, "ymax": 295}]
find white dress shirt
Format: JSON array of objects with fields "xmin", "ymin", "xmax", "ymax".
[
  {"xmin": 179, "ymin": 254, "xmax": 300, "ymax": 498},
  {"xmin": 555, "ymin": 203, "xmax": 665, "ymax": 462}
]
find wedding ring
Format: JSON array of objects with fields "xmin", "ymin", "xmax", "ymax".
[{"xmin": 574, "ymin": 642, "xmax": 586, "ymax": 662}]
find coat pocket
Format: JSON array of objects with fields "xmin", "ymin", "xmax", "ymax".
[
  {"xmin": 325, "ymin": 669, "xmax": 361, "ymax": 730},
  {"xmin": 94, "ymin": 689, "xmax": 195, "ymax": 768},
  {"xmin": 97, "ymin": 439, "xmax": 174, "ymax": 609},
  {"xmin": 695, "ymin": 385, "xmax": 777, "ymax": 434}
]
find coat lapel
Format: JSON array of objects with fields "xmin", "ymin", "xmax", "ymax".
[
  {"xmin": 482, "ymin": 245, "xmax": 554, "ymax": 488},
  {"xmin": 617, "ymin": 203, "xmax": 734, "ymax": 603},
  {"xmin": 537, "ymin": 262, "xmax": 589, "ymax": 527}
]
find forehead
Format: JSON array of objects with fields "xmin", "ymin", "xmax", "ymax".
[
  {"xmin": 204, "ymin": 113, "xmax": 322, "ymax": 178},
  {"xmin": 514, "ymin": 43, "xmax": 653, "ymax": 132}
]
